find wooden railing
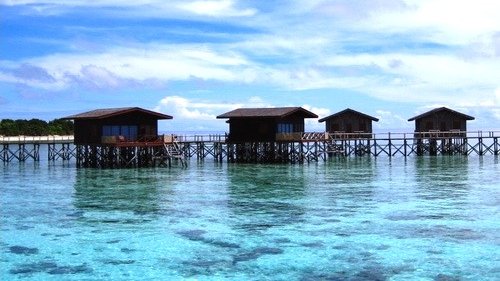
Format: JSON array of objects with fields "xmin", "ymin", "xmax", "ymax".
[
  {"xmin": 324, "ymin": 130, "xmax": 500, "ymax": 140},
  {"xmin": 0, "ymin": 135, "xmax": 74, "ymax": 144},
  {"xmin": 175, "ymin": 134, "xmax": 226, "ymax": 142},
  {"xmin": 276, "ymin": 132, "xmax": 303, "ymax": 141},
  {"xmin": 2, "ymin": 131, "xmax": 499, "ymax": 145}
]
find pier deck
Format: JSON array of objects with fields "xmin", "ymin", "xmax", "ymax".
[
  {"xmin": 1, "ymin": 131, "xmax": 499, "ymax": 165},
  {"xmin": 0, "ymin": 135, "xmax": 74, "ymax": 144}
]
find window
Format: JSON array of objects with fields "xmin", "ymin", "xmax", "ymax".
[
  {"xmin": 102, "ymin": 125, "xmax": 138, "ymax": 141},
  {"xmin": 102, "ymin": 125, "xmax": 112, "ymax": 136},
  {"xmin": 277, "ymin": 123, "xmax": 293, "ymax": 133}
]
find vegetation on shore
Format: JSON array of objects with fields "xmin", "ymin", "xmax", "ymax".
[{"xmin": 0, "ymin": 119, "xmax": 74, "ymax": 136}]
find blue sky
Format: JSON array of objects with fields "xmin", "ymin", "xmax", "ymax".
[{"xmin": 1, "ymin": 0, "xmax": 499, "ymax": 132}]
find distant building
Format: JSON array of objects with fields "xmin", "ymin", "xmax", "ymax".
[
  {"xmin": 62, "ymin": 107, "xmax": 172, "ymax": 145},
  {"xmin": 217, "ymin": 107, "xmax": 318, "ymax": 142},
  {"xmin": 318, "ymin": 108, "xmax": 379, "ymax": 137},
  {"xmin": 408, "ymin": 107, "xmax": 474, "ymax": 133}
]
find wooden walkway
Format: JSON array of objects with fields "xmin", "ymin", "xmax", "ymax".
[
  {"xmin": 0, "ymin": 136, "xmax": 74, "ymax": 162},
  {"xmin": 173, "ymin": 131, "xmax": 499, "ymax": 163},
  {"xmin": 1, "ymin": 131, "xmax": 499, "ymax": 165}
]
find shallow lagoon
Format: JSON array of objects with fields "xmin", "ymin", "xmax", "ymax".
[{"xmin": 1, "ymin": 156, "xmax": 499, "ymax": 280}]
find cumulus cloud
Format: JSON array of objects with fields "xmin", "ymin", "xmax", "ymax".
[
  {"xmin": 154, "ymin": 95, "xmax": 278, "ymax": 131},
  {"xmin": 375, "ymin": 110, "xmax": 411, "ymax": 132},
  {"xmin": 153, "ymin": 96, "xmax": 330, "ymax": 131},
  {"xmin": 301, "ymin": 104, "xmax": 330, "ymax": 131},
  {"xmin": 154, "ymin": 95, "xmax": 242, "ymax": 122}
]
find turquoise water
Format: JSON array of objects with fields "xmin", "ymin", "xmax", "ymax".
[{"xmin": 1, "ymin": 156, "xmax": 499, "ymax": 280}]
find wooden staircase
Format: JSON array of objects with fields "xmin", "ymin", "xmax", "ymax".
[
  {"xmin": 325, "ymin": 139, "xmax": 344, "ymax": 155},
  {"xmin": 163, "ymin": 138, "xmax": 187, "ymax": 168}
]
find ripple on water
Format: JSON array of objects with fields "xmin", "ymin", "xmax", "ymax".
[
  {"xmin": 9, "ymin": 260, "xmax": 92, "ymax": 275},
  {"xmin": 8, "ymin": 246, "xmax": 39, "ymax": 255},
  {"xmin": 232, "ymin": 247, "xmax": 284, "ymax": 264},
  {"xmin": 1, "ymin": 157, "xmax": 498, "ymax": 280}
]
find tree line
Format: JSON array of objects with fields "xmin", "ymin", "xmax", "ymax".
[{"xmin": 0, "ymin": 119, "xmax": 74, "ymax": 136}]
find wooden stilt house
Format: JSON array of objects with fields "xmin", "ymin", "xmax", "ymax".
[
  {"xmin": 318, "ymin": 108, "xmax": 379, "ymax": 138},
  {"xmin": 408, "ymin": 107, "xmax": 474, "ymax": 136},
  {"xmin": 61, "ymin": 107, "xmax": 179, "ymax": 168},
  {"xmin": 217, "ymin": 107, "xmax": 318, "ymax": 142},
  {"xmin": 62, "ymin": 107, "xmax": 173, "ymax": 145}
]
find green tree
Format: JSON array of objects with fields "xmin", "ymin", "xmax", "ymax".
[
  {"xmin": 26, "ymin": 119, "xmax": 48, "ymax": 136},
  {"xmin": 0, "ymin": 118, "xmax": 73, "ymax": 136},
  {"xmin": 48, "ymin": 119, "xmax": 74, "ymax": 135},
  {"xmin": 0, "ymin": 119, "xmax": 19, "ymax": 136}
]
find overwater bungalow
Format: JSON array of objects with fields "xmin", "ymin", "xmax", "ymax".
[
  {"xmin": 61, "ymin": 107, "xmax": 179, "ymax": 168},
  {"xmin": 62, "ymin": 107, "xmax": 173, "ymax": 145},
  {"xmin": 217, "ymin": 107, "xmax": 318, "ymax": 142},
  {"xmin": 318, "ymin": 108, "xmax": 379, "ymax": 138},
  {"xmin": 408, "ymin": 107, "xmax": 474, "ymax": 137}
]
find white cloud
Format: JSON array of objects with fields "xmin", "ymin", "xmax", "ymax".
[
  {"xmin": 320, "ymin": 52, "xmax": 500, "ymax": 105},
  {"xmin": 374, "ymin": 110, "xmax": 411, "ymax": 132},
  {"xmin": 153, "ymin": 96, "xmax": 233, "ymax": 132},
  {"xmin": 153, "ymin": 96, "xmax": 331, "ymax": 132},
  {"xmin": 356, "ymin": 0, "xmax": 500, "ymax": 45},
  {"xmin": 301, "ymin": 104, "xmax": 330, "ymax": 131},
  {"xmin": 3, "ymin": 0, "xmax": 500, "ymax": 130},
  {"xmin": 154, "ymin": 95, "xmax": 242, "ymax": 121},
  {"xmin": 177, "ymin": 0, "xmax": 256, "ymax": 17},
  {"xmin": 0, "ymin": 45, "xmax": 253, "ymax": 90},
  {"xmin": 234, "ymin": 35, "xmax": 330, "ymax": 56},
  {"xmin": 0, "ymin": 0, "xmax": 257, "ymax": 18}
]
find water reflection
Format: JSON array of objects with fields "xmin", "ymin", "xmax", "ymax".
[
  {"xmin": 317, "ymin": 158, "xmax": 378, "ymax": 210},
  {"xmin": 72, "ymin": 169, "xmax": 173, "ymax": 223},
  {"xmin": 413, "ymin": 156, "xmax": 470, "ymax": 200},
  {"xmin": 324, "ymin": 157, "xmax": 377, "ymax": 184},
  {"xmin": 225, "ymin": 164, "xmax": 307, "ymax": 231}
]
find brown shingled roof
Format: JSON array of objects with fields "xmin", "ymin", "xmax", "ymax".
[
  {"xmin": 318, "ymin": 108, "xmax": 379, "ymax": 122},
  {"xmin": 217, "ymin": 107, "xmax": 318, "ymax": 119},
  {"xmin": 408, "ymin": 107, "xmax": 474, "ymax": 121},
  {"xmin": 61, "ymin": 107, "xmax": 173, "ymax": 120}
]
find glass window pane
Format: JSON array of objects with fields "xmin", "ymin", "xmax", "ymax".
[
  {"xmin": 121, "ymin": 126, "xmax": 129, "ymax": 138},
  {"xmin": 129, "ymin": 126, "xmax": 138, "ymax": 141},
  {"xmin": 111, "ymin": 126, "xmax": 120, "ymax": 136},
  {"xmin": 102, "ymin": 126, "xmax": 111, "ymax": 136}
]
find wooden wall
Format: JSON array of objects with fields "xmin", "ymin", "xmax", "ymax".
[
  {"xmin": 324, "ymin": 113, "xmax": 374, "ymax": 134},
  {"xmin": 73, "ymin": 112, "xmax": 159, "ymax": 144},
  {"xmin": 414, "ymin": 111, "xmax": 468, "ymax": 132},
  {"xmin": 227, "ymin": 114, "xmax": 306, "ymax": 142}
]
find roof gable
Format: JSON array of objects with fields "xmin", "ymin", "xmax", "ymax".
[
  {"xmin": 318, "ymin": 108, "xmax": 379, "ymax": 122},
  {"xmin": 217, "ymin": 107, "xmax": 318, "ymax": 119},
  {"xmin": 61, "ymin": 107, "xmax": 173, "ymax": 120},
  {"xmin": 408, "ymin": 107, "xmax": 474, "ymax": 121}
]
